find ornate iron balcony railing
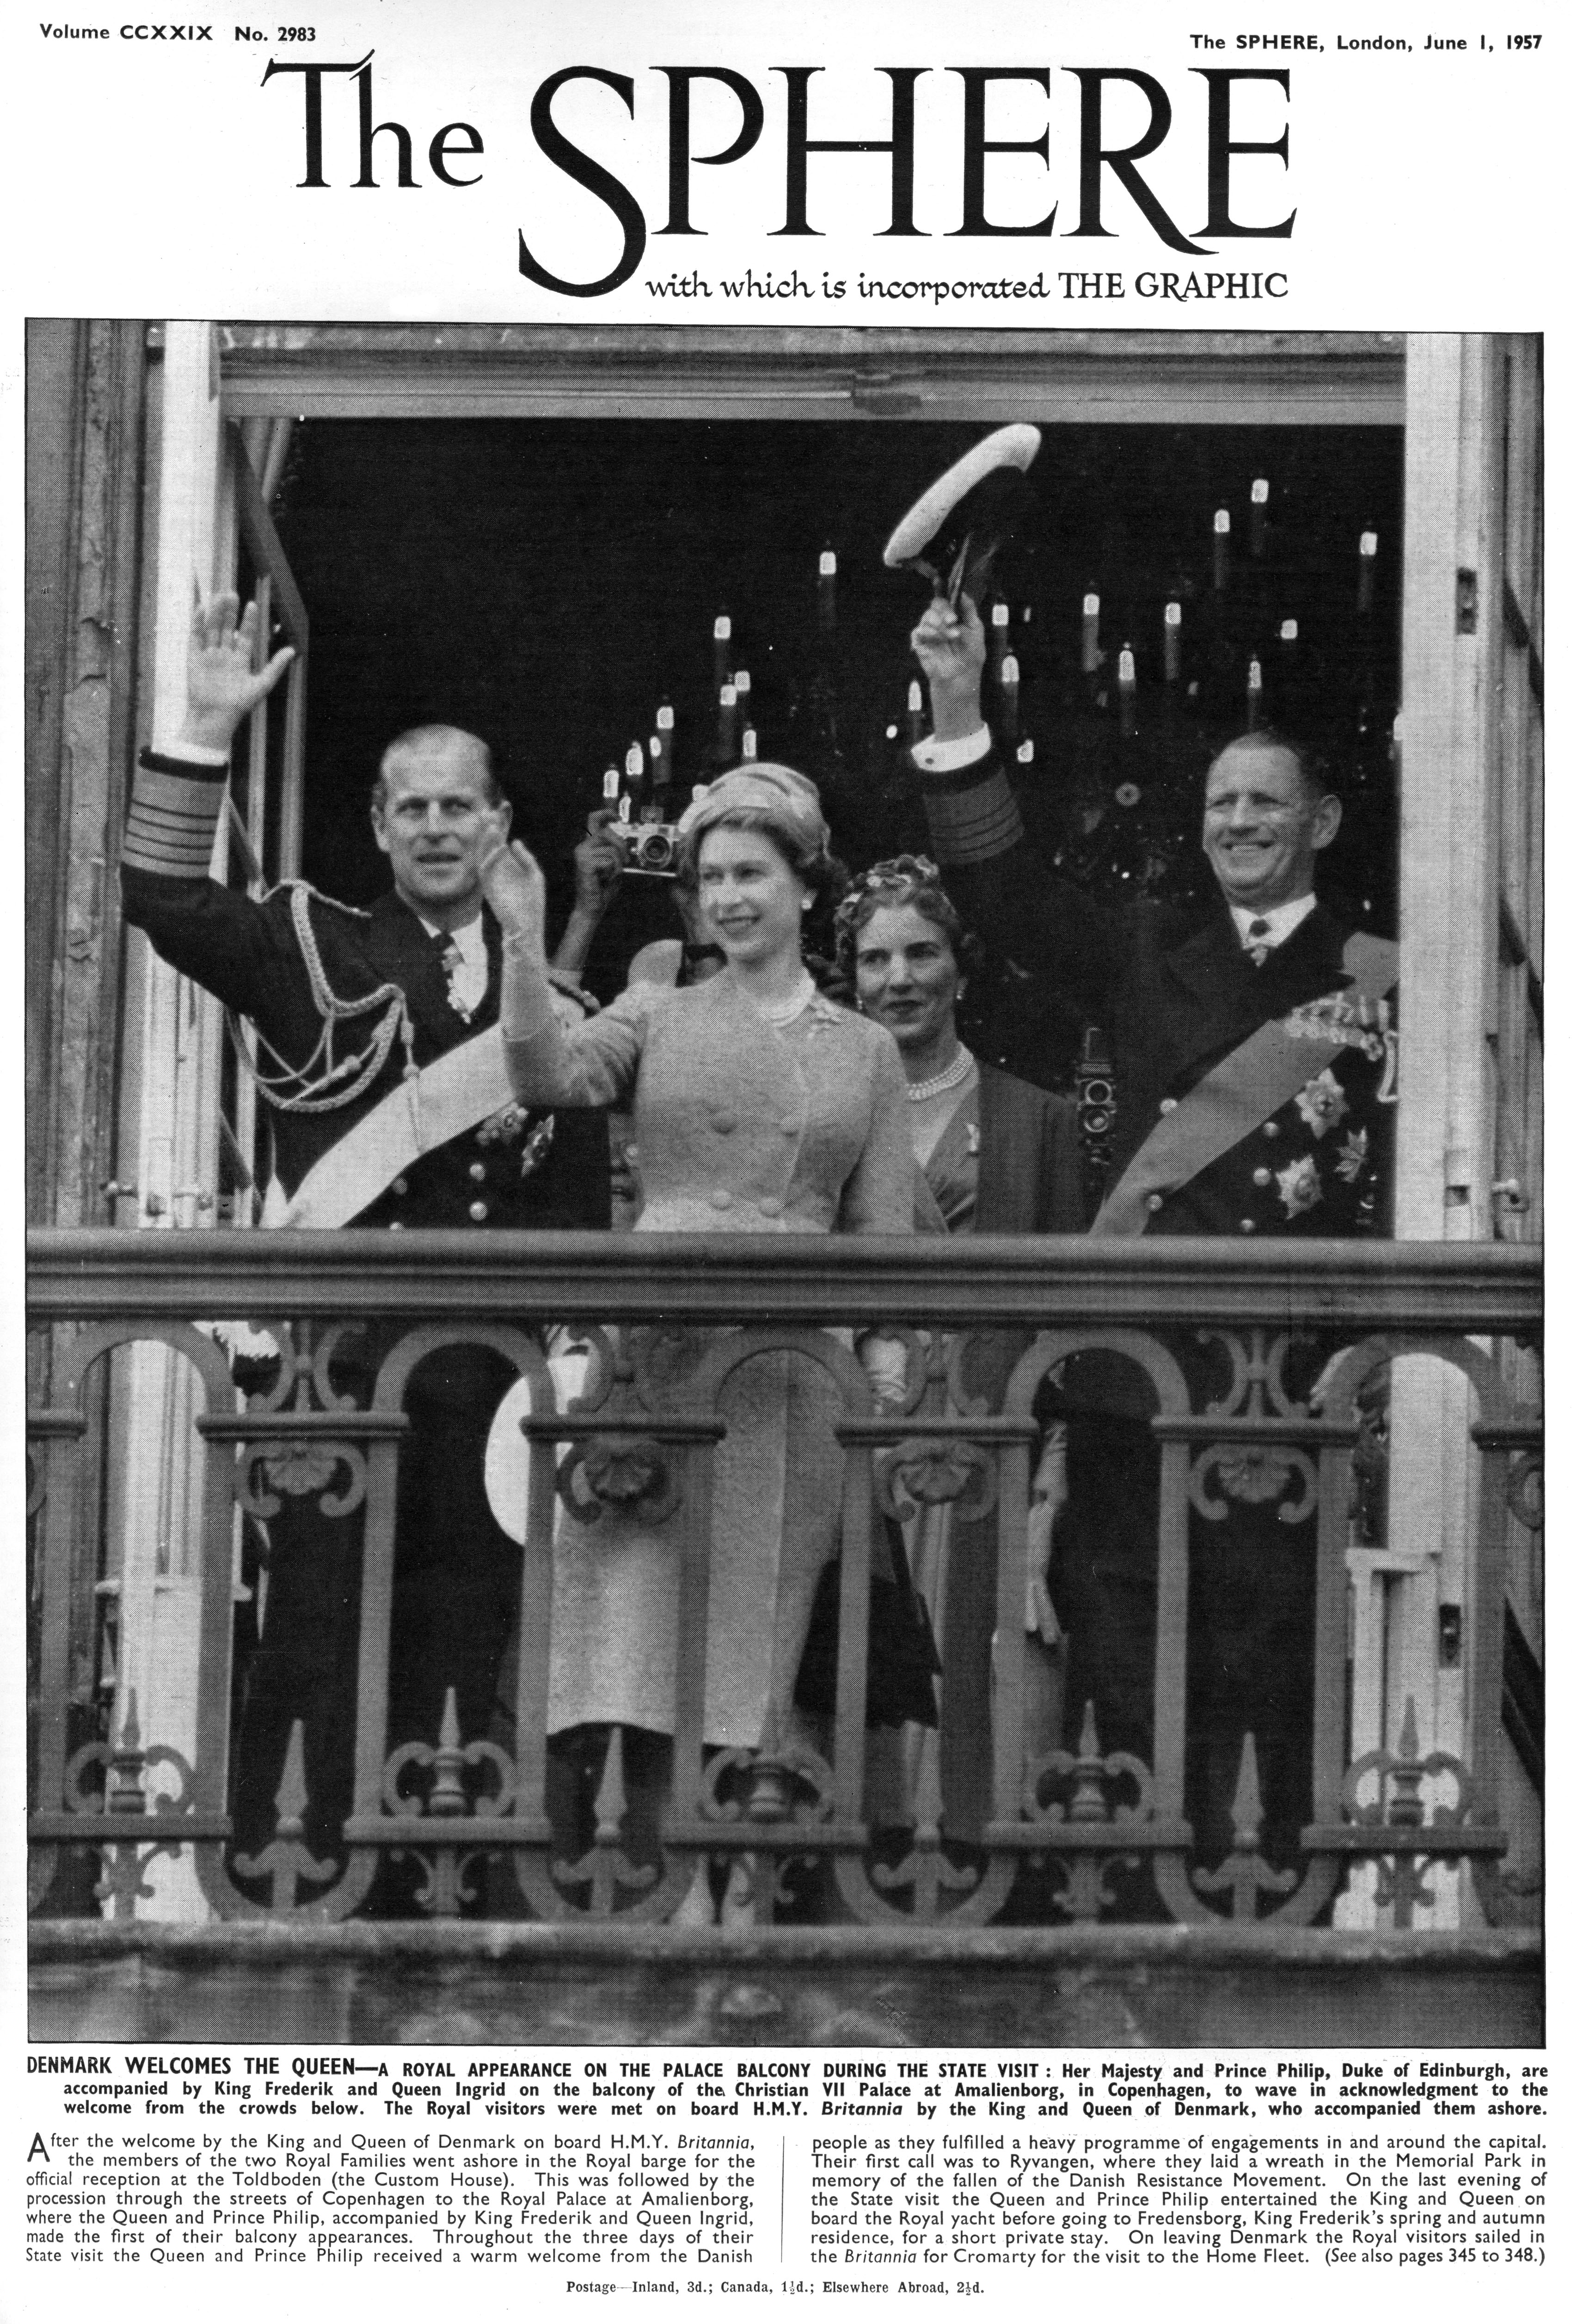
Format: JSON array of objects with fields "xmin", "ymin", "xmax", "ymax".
[{"xmin": 27, "ymin": 1230, "xmax": 1541, "ymax": 1935}]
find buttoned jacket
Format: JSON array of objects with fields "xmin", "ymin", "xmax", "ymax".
[
  {"xmin": 934, "ymin": 782, "xmax": 1394, "ymax": 1240},
  {"xmin": 501, "ymin": 972, "xmax": 914, "ymax": 1236},
  {"xmin": 122, "ymin": 848, "xmax": 610, "ymax": 1233}
]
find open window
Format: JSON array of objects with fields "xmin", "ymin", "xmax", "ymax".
[{"xmin": 100, "ymin": 324, "xmax": 1539, "ymax": 1927}]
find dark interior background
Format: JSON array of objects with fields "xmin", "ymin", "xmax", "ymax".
[{"xmin": 270, "ymin": 417, "xmax": 1403, "ymax": 1087}]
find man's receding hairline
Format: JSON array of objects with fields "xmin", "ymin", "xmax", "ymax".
[
  {"xmin": 373, "ymin": 724, "xmax": 502, "ymax": 809},
  {"xmin": 1207, "ymin": 731, "xmax": 1331, "ymax": 805}
]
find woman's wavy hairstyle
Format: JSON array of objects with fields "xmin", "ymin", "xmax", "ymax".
[{"xmin": 833, "ymin": 854, "xmax": 984, "ymax": 990}]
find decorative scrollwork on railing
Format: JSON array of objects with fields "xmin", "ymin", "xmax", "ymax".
[
  {"xmin": 702, "ymin": 1714, "xmax": 835, "ymax": 1835},
  {"xmin": 1342, "ymin": 1695, "xmax": 1479, "ymax": 1928},
  {"xmin": 232, "ymin": 1719, "xmax": 341, "ymax": 1913},
  {"xmin": 61, "ymin": 1691, "xmax": 200, "ymax": 1918},
  {"xmin": 878, "ymin": 1437, "xmax": 998, "ymax": 1523},
  {"xmin": 237, "ymin": 1437, "xmax": 368, "ymax": 1519},
  {"xmin": 555, "ymin": 1434, "xmax": 678, "ymax": 1525},
  {"xmin": 1022, "ymin": 1705, "xmax": 1154, "ymax": 1921},
  {"xmin": 205, "ymin": 1319, "xmax": 379, "ymax": 1517},
  {"xmin": 238, "ymin": 1318, "xmax": 366, "ymax": 1415},
  {"xmin": 1189, "ymin": 1440, "xmax": 1318, "ymax": 1521},
  {"xmin": 1189, "ymin": 1733, "xmax": 1300, "ymax": 1920},
  {"xmin": 868, "ymin": 1323, "xmax": 938, "ymax": 1420},
  {"xmin": 870, "ymin": 1729, "xmax": 981, "ymax": 1919},
  {"xmin": 382, "ymin": 1690, "xmax": 516, "ymax": 1821},
  {"xmin": 551, "ymin": 1726, "xmax": 660, "ymax": 1915},
  {"xmin": 630, "ymin": 1715, "xmax": 842, "ymax": 1926},
  {"xmin": 64, "ymin": 1689, "xmax": 196, "ymax": 1821},
  {"xmin": 1197, "ymin": 1326, "xmax": 1315, "ymax": 1419},
  {"xmin": 374, "ymin": 1691, "xmax": 520, "ymax": 1919}
]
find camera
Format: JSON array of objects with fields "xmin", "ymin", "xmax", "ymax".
[{"xmin": 622, "ymin": 822, "xmax": 683, "ymax": 876}]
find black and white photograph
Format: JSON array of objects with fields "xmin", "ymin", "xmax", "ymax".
[
  {"xmin": 24, "ymin": 320, "xmax": 1543, "ymax": 2046},
  {"xmin": 8, "ymin": 3, "xmax": 1555, "ymax": 2311}
]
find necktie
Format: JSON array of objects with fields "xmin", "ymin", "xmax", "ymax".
[{"xmin": 1246, "ymin": 918, "xmax": 1271, "ymax": 966}]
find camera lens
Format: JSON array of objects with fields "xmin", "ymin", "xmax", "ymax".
[{"xmin": 639, "ymin": 830, "xmax": 674, "ymax": 870}]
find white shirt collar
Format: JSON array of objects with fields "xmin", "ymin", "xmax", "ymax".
[
  {"xmin": 418, "ymin": 909, "xmax": 488, "ymax": 1015},
  {"xmin": 417, "ymin": 908, "xmax": 486, "ymax": 960},
  {"xmin": 1229, "ymin": 893, "xmax": 1317, "ymax": 948}
]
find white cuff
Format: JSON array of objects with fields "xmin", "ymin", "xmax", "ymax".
[
  {"xmin": 912, "ymin": 726, "xmax": 992, "ymax": 774},
  {"xmin": 152, "ymin": 741, "xmax": 229, "ymax": 768}
]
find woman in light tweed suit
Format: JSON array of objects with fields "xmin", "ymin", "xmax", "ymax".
[{"xmin": 482, "ymin": 767, "xmax": 912, "ymax": 1914}]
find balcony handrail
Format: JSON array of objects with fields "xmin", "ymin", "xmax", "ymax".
[
  {"xmin": 25, "ymin": 1228, "xmax": 1543, "ymax": 1333},
  {"xmin": 27, "ymin": 1227, "xmax": 1541, "ymax": 1937}
]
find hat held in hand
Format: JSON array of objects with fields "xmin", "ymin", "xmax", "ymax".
[{"xmin": 883, "ymin": 423, "xmax": 1042, "ymax": 605}]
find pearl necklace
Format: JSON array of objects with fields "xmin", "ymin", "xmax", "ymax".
[
  {"xmin": 755, "ymin": 970, "xmax": 817, "ymax": 1028},
  {"xmin": 905, "ymin": 1045, "xmax": 975, "ymax": 1104}
]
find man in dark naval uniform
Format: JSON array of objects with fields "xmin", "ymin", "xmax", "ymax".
[
  {"xmin": 906, "ymin": 594, "xmax": 1399, "ymax": 1869},
  {"xmin": 120, "ymin": 593, "xmax": 613, "ymax": 1879}
]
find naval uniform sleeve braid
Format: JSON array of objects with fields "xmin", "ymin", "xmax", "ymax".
[
  {"xmin": 120, "ymin": 749, "xmax": 306, "ymax": 1024},
  {"xmin": 911, "ymin": 739, "xmax": 1025, "ymax": 867},
  {"xmin": 910, "ymin": 741, "xmax": 1127, "ymax": 1026},
  {"xmin": 123, "ymin": 747, "xmax": 229, "ymax": 877},
  {"xmin": 501, "ymin": 934, "xmax": 645, "ymax": 1110}
]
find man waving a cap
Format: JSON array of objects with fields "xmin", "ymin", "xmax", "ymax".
[{"xmin": 908, "ymin": 590, "xmax": 1399, "ymax": 1875}]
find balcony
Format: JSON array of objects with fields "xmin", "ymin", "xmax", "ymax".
[{"xmin": 27, "ymin": 1229, "xmax": 1542, "ymax": 2045}]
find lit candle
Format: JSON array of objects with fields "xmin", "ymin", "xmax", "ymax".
[
  {"xmin": 1278, "ymin": 616, "xmax": 1299, "ymax": 679},
  {"xmin": 1118, "ymin": 644, "xmax": 1136, "ymax": 737},
  {"xmin": 990, "ymin": 599, "xmax": 1011, "ymax": 671},
  {"xmin": 1213, "ymin": 508, "xmax": 1231, "ymax": 591},
  {"xmin": 906, "ymin": 675, "xmax": 925, "ymax": 746},
  {"xmin": 602, "ymin": 764, "xmax": 621, "ymax": 806},
  {"xmin": 1358, "ymin": 528, "xmax": 1378, "ymax": 613},
  {"xmin": 1163, "ymin": 600, "xmax": 1182, "ymax": 683},
  {"xmin": 1246, "ymin": 655, "xmax": 1264, "ymax": 730},
  {"xmin": 1015, "ymin": 738, "xmax": 1035, "ymax": 769},
  {"xmin": 717, "ymin": 681, "xmax": 738, "ymax": 761},
  {"xmin": 818, "ymin": 547, "xmax": 837, "ymax": 630},
  {"xmin": 647, "ymin": 734, "xmax": 665, "ymax": 801},
  {"xmin": 734, "ymin": 668, "xmax": 752, "ymax": 725},
  {"xmin": 1250, "ymin": 477, "xmax": 1269, "ymax": 557},
  {"xmin": 740, "ymin": 725, "xmax": 758, "ymax": 761},
  {"xmin": 624, "ymin": 741, "xmax": 645, "ymax": 808},
  {"xmin": 1081, "ymin": 589, "xmax": 1101, "ymax": 674},
  {"xmin": 712, "ymin": 612, "xmax": 732, "ymax": 691},
  {"xmin": 999, "ymin": 650, "xmax": 1020, "ymax": 742},
  {"xmin": 656, "ymin": 699, "xmax": 675, "ymax": 787}
]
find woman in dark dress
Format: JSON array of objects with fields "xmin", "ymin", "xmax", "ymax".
[{"xmin": 837, "ymin": 856, "xmax": 1085, "ymax": 1841}]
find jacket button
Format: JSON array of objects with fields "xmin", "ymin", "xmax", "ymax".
[
  {"xmin": 469, "ymin": 1161, "xmax": 486, "ymax": 1182},
  {"xmin": 1262, "ymin": 1121, "xmax": 1280, "ymax": 1140},
  {"xmin": 1253, "ymin": 1167, "xmax": 1272, "ymax": 1187},
  {"xmin": 710, "ymin": 1190, "xmax": 733, "ymax": 1210},
  {"xmin": 387, "ymin": 1220, "xmax": 405, "ymax": 1231},
  {"xmin": 1240, "ymin": 1217, "xmax": 1257, "ymax": 1234},
  {"xmin": 468, "ymin": 1199, "xmax": 489, "ymax": 1222},
  {"xmin": 1146, "ymin": 1193, "xmax": 1163, "ymax": 1214},
  {"xmin": 758, "ymin": 1197, "xmax": 784, "ymax": 1218},
  {"xmin": 1158, "ymin": 1097, "xmax": 1178, "ymax": 1116},
  {"xmin": 392, "ymin": 1176, "xmax": 409, "ymax": 1197}
]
